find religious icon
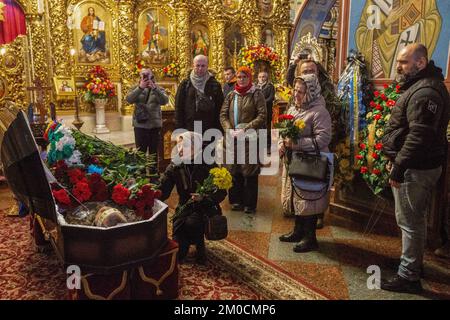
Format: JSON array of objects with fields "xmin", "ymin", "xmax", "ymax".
[
  {"xmin": 263, "ymin": 28, "xmax": 275, "ymax": 47},
  {"xmin": 355, "ymin": 0, "xmax": 442, "ymax": 79},
  {"xmin": 223, "ymin": 0, "xmax": 239, "ymax": 11},
  {"xmin": 191, "ymin": 25, "xmax": 210, "ymax": 58},
  {"xmin": 73, "ymin": 3, "xmax": 111, "ymax": 64},
  {"xmin": 53, "ymin": 76, "xmax": 76, "ymax": 98},
  {"xmin": 138, "ymin": 8, "xmax": 169, "ymax": 65},
  {"xmin": 225, "ymin": 24, "xmax": 246, "ymax": 69},
  {"xmin": 257, "ymin": 0, "xmax": 273, "ymax": 17}
]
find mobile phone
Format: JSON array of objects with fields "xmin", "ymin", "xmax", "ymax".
[{"xmin": 143, "ymin": 74, "xmax": 149, "ymax": 81}]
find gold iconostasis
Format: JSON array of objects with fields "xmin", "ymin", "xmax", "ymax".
[{"xmin": 0, "ymin": 0, "xmax": 291, "ymax": 116}]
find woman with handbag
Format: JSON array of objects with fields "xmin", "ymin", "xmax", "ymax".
[
  {"xmin": 278, "ymin": 75, "xmax": 332, "ymax": 253},
  {"xmin": 158, "ymin": 132, "xmax": 227, "ymax": 265},
  {"xmin": 126, "ymin": 68, "xmax": 168, "ymax": 162},
  {"xmin": 220, "ymin": 66, "xmax": 267, "ymax": 214}
]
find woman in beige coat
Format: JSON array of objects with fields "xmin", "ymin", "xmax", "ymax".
[
  {"xmin": 278, "ymin": 74, "xmax": 331, "ymax": 252},
  {"xmin": 220, "ymin": 66, "xmax": 266, "ymax": 214}
]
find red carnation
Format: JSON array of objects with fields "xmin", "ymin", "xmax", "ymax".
[
  {"xmin": 52, "ymin": 189, "xmax": 71, "ymax": 206},
  {"xmin": 359, "ymin": 143, "xmax": 366, "ymax": 150},
  {"xmin": 387, "ymin": 100, "xmax": 396, "ymax": 107},
  {"xmin": 375, "ymin": 104, "xmax": 383, "ymax": 111},
  {"xmin": 374, "ymin": 114, "xmax": 382, "ymax": 121},
  {"xmin": 380, "ymin": 94, "xmax": 387, "ymax": 101},
  {"xmin": 372, "ymin": 152, "xmax": 379, "ymax": 160},
  {"xmin": 88, "ymin": 174, "xmax": 109, "ymax": 202},
  {"xmin": 112, "ymin": 184, "xmax": 131, "ymax": 205},
  {"xmin": 383, "ymin": 84, "xmax": 389, "ymax": 89},
  {"xmin": 355, "ymin": 154, "xmax": 363, "ymax": 160},
  {"xmin": 68, "ymin": 169, "xmax": 87, "ymax": 185},
  {"xmin": 360, "ymin": 167, "xmax": 368, "ymax": 174},
  {"xmin": 374, "ymin": 91, "xmax": 380, "ymax": 97},
  {"xmin": 72, "ymin": 182, "xmax": 92, "ymax": 202},
  {"xmin": 375, "ymin": 143, "xmax": 383, "ymax": 150},
  {"xmin": 372, "ymin": 169, "xmax": 381, "ymax": 175},
  {"xmin": 370, "ymin": 101, "xmax": 376, "ymax": 108}
]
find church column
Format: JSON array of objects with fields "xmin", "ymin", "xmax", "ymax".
[
  {"xmin": 213, "ymin": 18, "xmax": 226, "ymax": 82},
  {"xmin": 47, "ymin": 0, "xmax": 70, "ymax": 76},
  {"xmin": 26, "ymin": 10, "xmax": 51, "ymax": 104},
  {"xmin": 117, "ymin": 0, "xmax": 137, "ymax": 116},
  {"xmin": 174, "ymin": 0, "xmax": 191, "ymax": 79},
  {"xmin": 277, "ymin": 24, "xmax": 291, "ymax": 82},
  {"xmin": 252, "ymin": 20, "xmax": 264, "ymax": 46}
]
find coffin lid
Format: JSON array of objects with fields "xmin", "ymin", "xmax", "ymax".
[{"xmin": 0, "ymin": 106, "xmax": 57, "ymax": 222}]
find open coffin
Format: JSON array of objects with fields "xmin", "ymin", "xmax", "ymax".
[{"xmin": 0, "ymin": 106, "xmax": 168, "ymax": 273}]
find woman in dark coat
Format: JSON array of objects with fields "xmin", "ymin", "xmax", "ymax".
[{"xmin": 158, "ymin": 132, "xmax": 226, "ymax": 264}]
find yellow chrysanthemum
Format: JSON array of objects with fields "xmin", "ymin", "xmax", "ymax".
[
  {"xmin": 366, "ymin": 112, "xmax": 373, "ymax": 120},
  {"xmin": 294, "ymin": 119, "xmax": 305, "ymax": 130},
  {"xmin": 210, "ymin": 167, "xmax": 233, "ymax": 190},
  {"xmin": 376, "ymin": 129, "xmax": 384, "ymax": 138}
]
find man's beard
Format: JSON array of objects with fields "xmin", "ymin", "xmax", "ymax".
[{"xmin": 395, "ymin": 65, "xmax": 420, "ymax": 84}]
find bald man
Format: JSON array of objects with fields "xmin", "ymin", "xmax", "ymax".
[
  {"xmin": 381, "ymin": 44, "xmax": 449, "ymax": 293},
  {"xmin": 175, "ymin": 55, "xmax": 224, "ymax": 135}
]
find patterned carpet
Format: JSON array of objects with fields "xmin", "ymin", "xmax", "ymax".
[{"xmin": 0, "ymin": 187, "xmax": 327, "ymax": 300}]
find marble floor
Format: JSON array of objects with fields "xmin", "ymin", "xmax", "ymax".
[{"xmin": 217, "ymin": 175, "xmax": 450, "ymax": 300}]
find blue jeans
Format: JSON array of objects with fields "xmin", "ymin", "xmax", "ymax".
[{"xmin": 392, "ymin": 167, "xmax": 442, "ymax": 281}]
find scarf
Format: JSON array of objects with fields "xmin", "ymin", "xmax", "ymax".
[
  {"xmin": 190, "ymin": 70, "xmax": 211, "ymax": 94},
  {"xmin": 300, "ymin": 73, "xmax": 322, "ymax": 107},
  {"xmin": 235, "ymin": 66, "xmax": 253, "ymax": 95},
  {"xmin": 256, "ymin": 81, "xmax": 268, "ymax": 90}
]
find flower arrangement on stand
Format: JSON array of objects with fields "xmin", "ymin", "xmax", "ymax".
[
  {"xmin": 356, "ymin": 83, "xmax": 401, "ymax": 195},
  {"xmin": 162, "ymin": 61, "xmax": 180, "ymax": 78},
  {"xmin": 83, "ymin": 65, "xmax": 116, "ymax": 103},
  {"xmin": 44, "ymin": 121, "xmax": 161, "ymax": 224},
  {"xmin": 238, "ymin": 44, "xmax": 282, "ymax": 82},
  {"xmin": 274, "ymin": 114, "xmax": 305, "ymax": 144}
]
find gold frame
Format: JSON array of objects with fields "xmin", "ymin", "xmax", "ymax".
[
  {"xmin": 157, "ymin": 80, "xmax": 178, "ymax": 111},
  {"xmin": 53, "ymin": 76, "xmax": 77, "ymax": 100}
]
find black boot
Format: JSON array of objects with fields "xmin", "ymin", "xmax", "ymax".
[
  {"xmin": 195, "ymin": 241, "xmax": 207, "ymax": 265},
  {"xmin": 279, "ymin": 216, "xmax": 304, "ymax": 242},
  {"xmin": 316, "ymin": 212, "xmax": 324, "ymax": 229},
  {"xmin": 177, "ymin": 243, "xmax": 189, "ymax": 264},
  {"xmin": 293, "ymin": 215, "xmax": 319, "ymax": 253}
]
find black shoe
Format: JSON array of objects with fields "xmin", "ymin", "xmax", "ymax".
[
  {"xmin": 244, "ymin": 207, "xmax": 256, "ymax": 214},
  {"xmin": 231, "ymin": 203, "xmax": 244, "ymax": 211},
  {"xmin": 293, "ymin": 215, "xmax": 319, "ymax": 253},
  {"xmin": 380, "ymin": 275, "xmax": 423, "ymax": 294},
  {"xmin": 279, "ymin": 216, "xmax": 303, "ymax": 242},
  {"xmin": 195, "ymin": 243, "xmax": 207, "ymax": 265}
]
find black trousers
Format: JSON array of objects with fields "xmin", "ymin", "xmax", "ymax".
[
  {"xmin": 134, "ymin": 127, "xmax": 160, "ymax": 157},
  {"xmin": 228, "ymin": 173, "xmax": 259, "ymax": 209}
]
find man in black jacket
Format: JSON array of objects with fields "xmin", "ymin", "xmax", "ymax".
[
  {"xmin": 381, "ymin": 44, "xmax": 450, "ymax": 294},
  {"xmin": 175, "ymin": 55, "xmax": 224, "ymax": 137}
]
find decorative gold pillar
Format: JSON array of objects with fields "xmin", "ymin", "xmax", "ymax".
[
  {"xmin": 174, "ymin": 0, "xmax": 191, "ymax": 79},
  {"xmin": 26, "ymin": 11, "xmax": 51, "ymax": 105},
  {"xmin": 212, "ymin": 18, "xmax": 226, "ymax": 81},
  {"xmin": 117, "ymin": 0, "xmax": 137, "ymax": 115},
  {"xmin": 47, "ymin": 0, "xmax": 70, "ymax": 76},
  {"xmin": 278, "ymin": 24, "xmax": 291, "ymax": 80}
]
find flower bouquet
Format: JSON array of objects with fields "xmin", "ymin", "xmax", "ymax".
[
  {"xmin": 356, "ymin": 83, "xmax": 400, "ymax": 195},
  {"xmin": 83, "ymin": 65, "xmax": 116, "ymax": 103},
  {"xmin": 171, "ymin": 167, "xmax": 232, "ymax": 222},
  {"xmin": 44, "ymin": 121, "xmax": 161, "ymax": 226},
  {"xmin": 162, "ymin": 61, "xmax": 180, "ymax": 78},
  {"xmin": 238, "ymin": 44, "xmax": 282, "ymax": 82},
  {"xmin": 274, "ymin": 114, "xmax": 305, "ymax": 144}
]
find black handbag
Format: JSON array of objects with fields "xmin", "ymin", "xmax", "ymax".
[
  {"xmin": 288, "ymin": 137, "xmax": 328, "ymax": 182},
  {"xmin": 135, "ymin": 104, "xmax": 150, "ymax": 123},
  {"xmin": 204, "ymin": 215, "xmax": 228, "ymax": 241}
]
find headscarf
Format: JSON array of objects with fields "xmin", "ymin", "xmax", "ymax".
[
  {"xmin": 235, "ymin": 66, "xmax": 253, "ymax": 95},
  {"xmin": 300, "ymin": 73, "xmax": 322, "ymax": 106},
  {"xmin": 190, "ymin": 70, "xmax": 212, "ymax": 94},
  {"xmin": 173, "ymin": 131, "xmax": 203, "ymax": 164}
]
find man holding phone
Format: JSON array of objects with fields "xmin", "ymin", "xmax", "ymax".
[{"xmin": 126, "ymin": 68, "xmax": 168, "ymax": 170}]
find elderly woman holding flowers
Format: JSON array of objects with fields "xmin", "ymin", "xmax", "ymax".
[
  {"xmin": 158, "ymin": 132, "xmax": 230, "ymax": 264},
  {"xmin": 278, "ymin": 74, "xmax": 331, "ymax": 253}
]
